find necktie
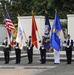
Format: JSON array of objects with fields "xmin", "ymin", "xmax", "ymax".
[
  {"xmin": 29, "ymin": 40, "xmax": 31, "ymax": 46},
  {"xmin": 5, "ymin": 41, "xmax": 8, "ymax": 46},
  {"xmin": 67, "ymin": 39, "xmax": 69, "ymax": 45},
  {"xmin": 42, "ymin": 39, "xmax": 44, "ymax": 45}
]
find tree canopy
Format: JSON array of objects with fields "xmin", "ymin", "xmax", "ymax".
[{"xmin": 0, "ymin": 0, "xmax": 74, "ymax": 24}]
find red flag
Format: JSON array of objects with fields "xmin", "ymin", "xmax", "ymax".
[{"xmin": 32, "ymin": 14, "xmax": 38, "ymax": 48}]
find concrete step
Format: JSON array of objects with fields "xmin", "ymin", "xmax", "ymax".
[
  {"xmin": 34, "ymin": 50, "xmax": 74, "ymax": 57},
  {"xmin": 41, "ymin": 51, "xmax": 74, "ymax": 62},
  {"xmin": 46, "ymin": 57, "xmax": 74, "ymax": 62},
  {"xmin": 46, "ymin": 52, "xmax": 74, "ymax": 57},
  {"xmin": 0, "ymin": 50, "xmax": 27, "ymax": 60},
  {"xmin": 46, "ymin": 51, "xmax": 74, "ymax": 62}
]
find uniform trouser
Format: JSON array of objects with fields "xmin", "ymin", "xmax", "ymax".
[
  {"xmin": 54, "ymin": 49, "xmax": 60, "ymax": 63},
  {"xmin": 40, "ymin": 50, "xmax": 46, "ymax": 63},
  {"xmin": 66, "ymin": 48, "xmax": 72, "ymax": 64},
  {"xmin": 4, "ymin": 50, "xmax": 10, "ymax": 63},
  {"xmin": 27, "ymin": 50, "xmax": 33, "ymax": 63},
  {"xmin": 15, "ymin": 49, "xmax": 21, "ymax": 63}
]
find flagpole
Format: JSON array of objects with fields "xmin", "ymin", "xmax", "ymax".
[
  {"xmin": 23, "ymin": 30, "xmax": 27, "ymax": 41},
  {"xmin": 2, "ymin": 9, "xmax": 8, "ymax": 44},
  {"xmin": 37, "ymin": 30, "xmax": 41, "ymax": 40}
]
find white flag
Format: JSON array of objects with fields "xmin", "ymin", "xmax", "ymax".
[{"xmin": 16, "ymin": 19, "xmax": 23, "ymax": 49}]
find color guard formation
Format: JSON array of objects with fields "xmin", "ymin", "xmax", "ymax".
[
  {"xmin": 2, "ymin": 34, "xmax": 73, "ymax": 65},
  {"xmin": 1, "ymin": 9, "xmax": 73, "ymax": 65}
]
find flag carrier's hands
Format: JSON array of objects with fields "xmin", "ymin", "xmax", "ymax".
[
  {"xmin": 25, "ymin": 40, "xmax": 31, "ymax": 50},
  {"xmin": 19, "ymin": 44, "xmax": 23, "ymax": 50},
  {"xmin": 39, "ymin": 40, "xmax": 41, "ymax": 43},
  {"xmin": 25, "ymin": 40, "xmax": 28, "ymax": 46},
  {"xmin": 46, "ymin": 45, "xmax": 53, "ymax": 52},
  {"xmin": 25, "ymin": 40, "xmax": 28, "ymax": 44}
]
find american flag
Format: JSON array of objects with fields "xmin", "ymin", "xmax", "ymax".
[
  {"xmin": 4, "ymin": 10, "xmax": 17, "ymax": 36},
  {"xmin": 3, "ymin": 10, "xmax": 17, "ymax": 46},
  {"xmin": 7, "ymin": 28, "xmax": 14, "ymax": 46}
]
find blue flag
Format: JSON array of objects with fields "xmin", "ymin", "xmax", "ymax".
[
  {"xmin": 45, "ymin": 14, "xmax": 51, "ymax": 34},
  {"xmin": 44, "ymin": 37, "xmax": 50, "ymax": 50},
  {"xmin": 44, "ymin": 14, "xmax": 51, "ymax": 50},
  {"xmin": 50, "ymin": 13, "xmax": 62, "ymax": 51}
]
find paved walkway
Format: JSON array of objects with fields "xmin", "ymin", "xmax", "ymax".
[
  {"xmin": 36, "ymin": 63, "xmax": 74, "ymax": 75},
  {"xmin": 0, "ymin": 69, "xmax": 46, "ymax": 75},
  {"xmin": 0, "ymin": 65, "xmax": 56, "ymax": 75},
  {"xmin": 0, "ymin": 51, "xmax": 74, "ymax": 75},
  {"xmin": 0, "ymin": 63, "xmax": 74, "ymax": 75}
]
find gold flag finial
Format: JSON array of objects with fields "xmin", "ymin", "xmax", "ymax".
[
  {"xmin": 17, "ymin": 13, "xmax": 20, "ymax": 16},
  {"xmin": 32, "ymin": 11, "xmax": 34, "ymax": 15},
  {"xmin": 45, "ymin": 10, "xmax": 48, "ymax": 14},
  {"xmin": 55, "ymin": 9, "xmax": 57, "ymax": 13},
  {"xmin": 17, "ymin": 12, "xmax": 20, "ymax": 17}
]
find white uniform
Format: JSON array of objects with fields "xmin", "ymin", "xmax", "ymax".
[
  {"xmin": 54, "ymin": 49, "xmax": 60, "ymax": 64},
  {"xmin": 54, "ymin": 38, "xmax": 63, "ymax": 64}
]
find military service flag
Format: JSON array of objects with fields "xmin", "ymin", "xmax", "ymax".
[
  {"xmin": 32, "ymin": 13, "xmax": 38, "ymax": 48},
  {"xmin": 50, "ymin": 13, "xmax": 62, "ymax": 51}
]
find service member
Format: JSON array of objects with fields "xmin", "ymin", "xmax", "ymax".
[
  {"xmin": 65, "ymin": 34, "xmax": 73, "ymax": 64},
  {"xmin": 26, "ymin": 36, "xmax": 34, "ymax": 64},
  {"xmin": 14, "ymin": 42, "xmax": 21, "ymax": 64},
  {"xmin": 39, "ymin": 36, "xmax": 46, "ymax": 64},
  {"xmin": 54, "ymin": 39, "xmax": 62, "ymax": 64},
  {"xmin": 3, "ymin": 37, "xmax": 11, "ymax": 64}
]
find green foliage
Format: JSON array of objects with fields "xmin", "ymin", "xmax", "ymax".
[
  {"xmin": 0, "ymin": 0, "xmax": 74, "ymax": 24},
  {"xmin": 61, "ymin": 21, "xmax": 67, "ymax": 29}
]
